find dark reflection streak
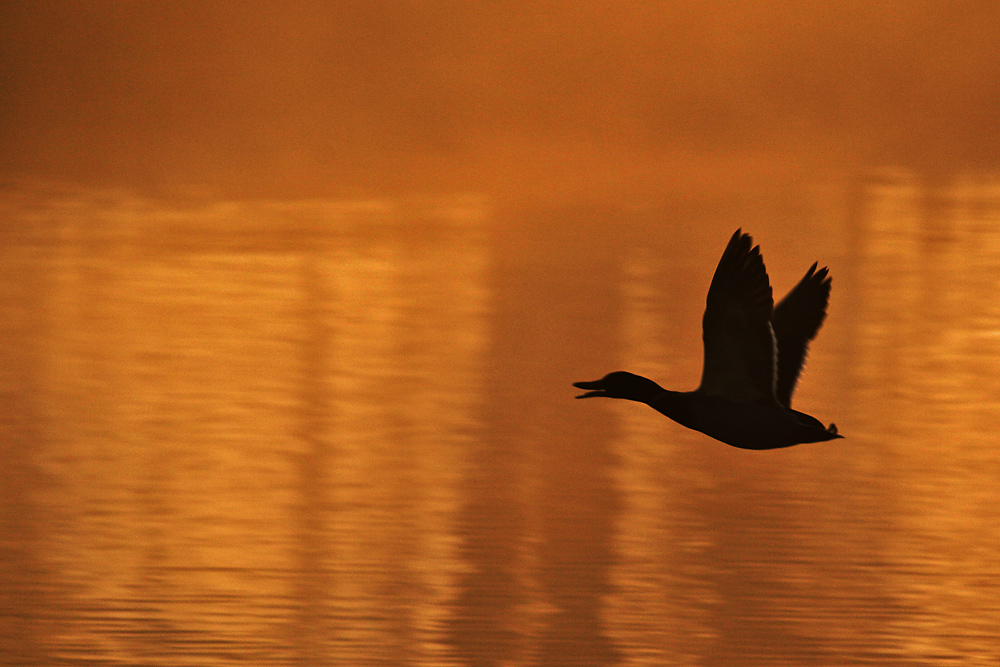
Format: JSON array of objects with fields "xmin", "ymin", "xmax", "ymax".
[
  {"xmin": 531, "ymin": 208, "xmax": 621, "ymax": 667},
  {"xmin": 450, "ymin": 229, "xmax": 526, "ymax": 666},
  {"xmin": 449, "ymin": 207, "xmax": 622, "ymax": 667},
  {"xmin": 698, "ymin": 484, "xmax": 826, "ymax": 667},
  {"xmin": 0, "ymin": 231, "xmax": 51, "ymax": 665},
  {"xmin": 134, "ymin": 360, "xmax": 180, "ymax": 662},
  {"xmin": 292, "ymin": 247, "xmax": 333, "ymax": 665}
]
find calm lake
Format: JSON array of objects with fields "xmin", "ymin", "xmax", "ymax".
[{"xmin": 2, "ymin": 173, "xmax": 1000, "ymax": 665}]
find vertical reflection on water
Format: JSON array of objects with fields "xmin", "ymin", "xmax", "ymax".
[
  {"xmin": 854, "ymin": 170, "xmax": 924, "ymax": 443},
  {"xmin": 45, "ymin": 242, "xmax": 306, "ymax": 663},
  {"xmin": 0, "ymin": 221, "xmax": 51, "ymax": 666},
  {"xmin": 603, "ymin": 250, "xmax": 712, "ymax": 665},
  {"xmin": 323, "ymin": 201, "xmax": 487, "ymax": 666},
  {"xmin": 322, "ymin": 220, "xmax": 405, "ymax": 664},
  {"xmin": 294, "ymin": 244, "xmax": 331, "ymax": 665},
  {"xmin": 861, "ymin": 174, "xmax": 1000, "ymax": 663}
]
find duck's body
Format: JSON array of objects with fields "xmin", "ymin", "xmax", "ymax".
[
  {"xmin": 574, "ymin": 229, "xmax": 842, "ymax": 450},
  {"xmin": 643, "ymin": 385, "xmax": 837, "ymax": 450}
]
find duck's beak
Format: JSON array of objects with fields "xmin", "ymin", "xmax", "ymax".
[{"xmin": 573, "ymin": 379, "xmax": 607, "ymax": 399}]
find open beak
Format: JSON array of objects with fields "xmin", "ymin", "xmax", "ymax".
[{"xmin": 572, "ymin": 379, "xmax": 607, "ymax": 399}]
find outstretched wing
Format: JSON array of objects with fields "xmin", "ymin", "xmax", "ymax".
[
  {"xmin": 772, "ymin": 262, "xmax": 831, "ymax": 407},
  {"xmin": 698, "ymin": 229, "xmax": 778, "ymax": 404}
]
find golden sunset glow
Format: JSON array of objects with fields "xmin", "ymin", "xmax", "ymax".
[
  {"xmin": 3, "ymin": 2, "xmax": 1000, "ymax": 198},
  {"xmin": 4, "ymin": 3, "xmax": 1000, "ymax": 665}
]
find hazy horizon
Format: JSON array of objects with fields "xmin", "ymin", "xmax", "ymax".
[{"xmin": 4, "ymin": 2, "xmax": 999, "ymax": 200}]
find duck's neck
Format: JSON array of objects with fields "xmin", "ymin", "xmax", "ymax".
[{"xmin": 646, "ymin": 390, "xmax": 698, "ymax": 430}]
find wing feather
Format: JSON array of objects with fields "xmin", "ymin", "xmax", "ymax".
[
  {"xmin": 699, "ymin": 229, "xmax": 778, "ymax": 404},
  {"xmin": 772, "ymin": 262, "xmax": 832, "ymax": 407}
]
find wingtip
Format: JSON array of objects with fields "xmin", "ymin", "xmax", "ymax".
[{"xmin": 729, "ymin": 228, "xmax": 752, "ymax": 248}]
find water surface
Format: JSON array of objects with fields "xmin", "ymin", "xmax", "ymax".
[{"xmin": 2, "ymin": 176, "xmax": 1000, "ymax": 665}]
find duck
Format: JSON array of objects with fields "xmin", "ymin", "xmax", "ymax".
[{"xmin": 573, "ymin": 229, "xmax": 842, "ymax": 450}]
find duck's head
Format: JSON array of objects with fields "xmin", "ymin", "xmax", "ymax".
[{"xmin": 573, "ymin": 371, "xmax": 664, "ymax": 402}]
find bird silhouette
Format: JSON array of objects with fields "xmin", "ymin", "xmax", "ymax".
[{"xmin": 573, "ymin": 229, "xmax": 842, "ymax": 449}]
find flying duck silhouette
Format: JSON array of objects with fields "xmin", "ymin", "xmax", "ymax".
[{"xmin": 573, "ymin": 229, "xmax": 842, "ymax": 450}]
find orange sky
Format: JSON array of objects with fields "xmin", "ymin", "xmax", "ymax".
[{"xmin": 2, "ymin": 1, "xmax": 999, "ymax": 197}]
